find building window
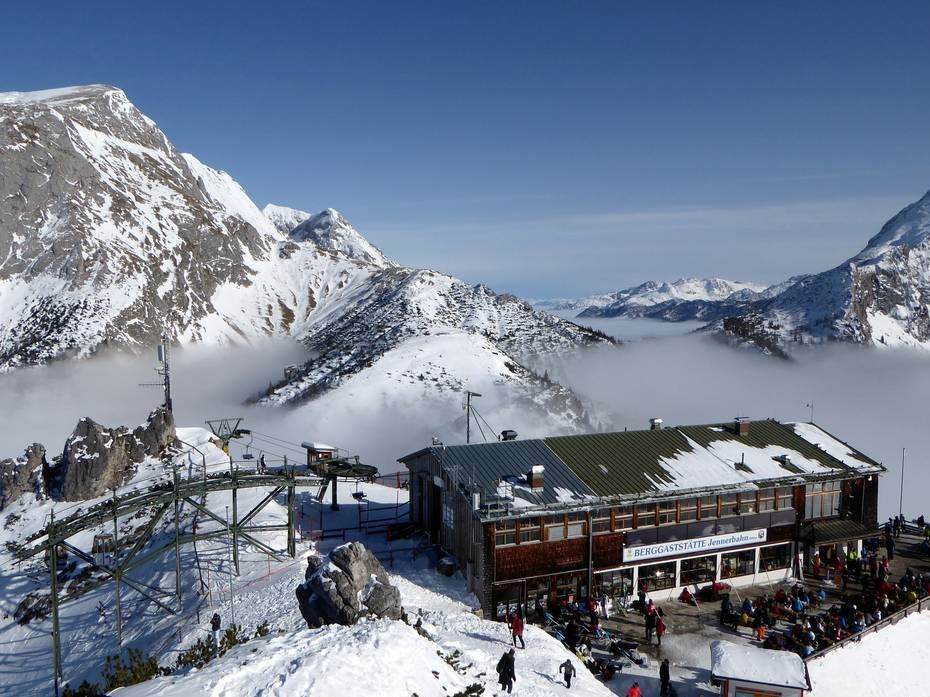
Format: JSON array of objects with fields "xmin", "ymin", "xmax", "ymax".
[
  {"xmin": 658, "ymin": 500, "xmax": 677, "ymax": 525},
  {"xmin": 699, "ymin": 495, "xmax": 718, "ymax": 520},
  {"xmin": 679, "ymin": 498, "xmax": 698, "ymax": 523},
  {"xmin": 759, "ymin": 543, "xmax": 791, "ymax": 571},
  {"xmin": 776, "ymin": 486, "xmax": 794, "ymax": 511},
  {"xmin": 615, "ymin": 506, "xmax": 634, "ymax": 530},
  {"xmin": 518, "ymin": 518, "xmax": 541, "ymax": 544},
  {"xmin": 680, "ymin": 554, "xmax": 717, "ymax": 586},
  {"xmin": 495, "ymin": 520, "xmax": 516, "ymax": 547},
  {"xmin": 758, "ymin": 488, "xmax": 776, "ymax": 512},
  {"xmin": 592, "ymin": 508, "xmax": 611, "ymax": 535},
  {"xmin": 638, "ymin": 561, "xmax": 677, "ymax": 591},
  {"xmin": 442, "ymin": 503, "xmax": 454, "ymax": 528},
  {"xmin": 566, "ymin": 512, "xmax": 586, "ymax": 538},
  {"xmin": 805, "ymin": 481, "xmax": 842, "ymax": 519},
  {"xmin": 597, "ymin": 569, "xmax": 633, "ymax": 599},
  {"xmin": 721, "ymin": 549, "xmax": 756, "ymax": 578},
  {"xmin": 740, "ymin": 491, "xmax": 758, "ymax": 515},
  {"xmin": 546, "ymin": 515, "xmax": 566, "ymax": 541},
  {"xmin": 636, "ymin": 503, "xmax": 656, "ymax": 527},
  {"xmin": 720, "ymin": 494, "xmax": 739, "ymax": 518},
  {"xmin": 555, "ymin": 575, "xmax": 578, "ymax": 602}
]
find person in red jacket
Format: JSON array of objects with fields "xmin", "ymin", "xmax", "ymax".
[
  {"xmin": 626, "ymin": 681, "xmax": 643, "ymax": 697},
  {"xmin": 656, "ymin": 615, "xmax": 666, "ymax": 646},
  {"xmin": 510, "ymin": 610, "xmax": 525, "ymax": 649}
]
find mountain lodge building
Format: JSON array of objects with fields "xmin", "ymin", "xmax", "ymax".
[{"xmin": 399, "ymin": 418, "xmax": 884, "ymax": 618}]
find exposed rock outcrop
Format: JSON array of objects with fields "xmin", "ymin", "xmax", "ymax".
[
  {"xmin": 48, "ymin": 406, "xmax": 176, "ymax": 501},
  {"xmin": 0, "ymin": 443, "xmax": 47, "ymax": 509},
  {"xmin": 295, "ymin": 542, "xmax": 402, "ymax": 628}
]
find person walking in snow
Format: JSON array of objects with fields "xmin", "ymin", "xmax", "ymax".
[
  {"xmin": 510, "ymin": 610, "xmax": 525, "ymax": 649},
  {"xmin": 258, "ymin": 453, "xmax": 266, "ymax": 474},
  {"xmin": 625, "ymin": 680, "xmax": 643, "ymax": 697},
  {"xmin": 559, "ymin": 659, "xmax": 576, "ymax": 688},
  {"xmin": 496, "ymin": 648, "xmax": 516, "ymax": 694},
  {"xmin": 659, "ymin": 658, "xmax": 671, "ymax": 696},
  {"xmin": 655, "ymin": 614, "xmax": 666, "ymax": 646},
  {"xmin": 644, "ymin": 608, "xmax": 656, "ymax": 643},
  {"xmin": 210, "ymin": 612, "xmax": 221, "ymax": 645}
]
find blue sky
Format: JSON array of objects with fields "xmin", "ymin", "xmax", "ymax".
[{"xmin": 3, "ymin": 1, "xmax": 929, "ymax": 297}]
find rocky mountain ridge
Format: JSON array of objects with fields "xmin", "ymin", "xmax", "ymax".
[{"xmin": 0, "ymin": 84, "xmax": 608, "ymax": 428}]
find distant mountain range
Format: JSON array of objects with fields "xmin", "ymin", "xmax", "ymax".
[
  {"xmin": 540, "ymin": 189, "xmax": 930, "ymax": 355},
  {"xmin": 0, "ymin": 85, "xmax": 608, "ymax": 431}
]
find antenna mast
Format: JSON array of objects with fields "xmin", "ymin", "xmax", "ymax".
[{"xmin": 140, "ymin": 331, "xmax": 173, "ymax": 414}]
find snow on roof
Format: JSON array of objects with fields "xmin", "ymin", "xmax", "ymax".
[
  {"xmin": 302, "ymin": 441, "xmax": 337, "ymax": 452},
  {"xmin": 711, "ymin": 640, "xmax": 810, "ymax": 690},
  {"xmin": 790, "ymin": 422, "xmax": 883, "ymax": 473}
]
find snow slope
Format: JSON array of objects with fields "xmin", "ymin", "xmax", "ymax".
[{"xmin": 807, "ymin": 612, "xmax": 930, "ymax": 697}]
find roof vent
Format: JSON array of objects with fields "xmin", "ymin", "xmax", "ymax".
[
  {"xmin": 650, "ymin": 418, "xmax": 664, "ymax": 431},
  {"xmin": 500, "ymin": 429, "xmax": 518, "ymax": 441},
  {"xmin": 734, "ymin": 417, "xmax": 750, "ymax": 436},
  {"xmin": 527, "ymin": 464, "xmax": 545, "ymax": 490}
]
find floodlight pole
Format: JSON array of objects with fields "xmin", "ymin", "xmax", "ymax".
[{"xmin": 466, "ymin": 391, "xmax": 482, "ymax": 444}]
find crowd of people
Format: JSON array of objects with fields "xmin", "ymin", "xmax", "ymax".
[{"xmin": 719, "ymin": 542, "xmax": 930, "ymax": 658}]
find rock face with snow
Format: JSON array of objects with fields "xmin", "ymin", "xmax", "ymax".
[
  {"xmin": 711, "ymin": 190, "xmax": 930, "ymax": 353},
  {"xmin": 0, "ymin": 443, "xmax": 47, "ymax": 510},
  {"xmin": 0, "ymin": 84, "xmax": 607, "ymax": 431},
  {"xmin": 296, "ymin": 542, "xmax": 402, "ymax": 627},
  {"xmin": 49, "ymin": 406, "xmax": 176, "ymax": 500}
]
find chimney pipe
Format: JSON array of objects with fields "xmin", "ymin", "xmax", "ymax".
[
  {"xmin": 528, "ymin": 464, "xmax": 545, "ymax": 490},
  {"xmin": 734, "ymin": 417, "xmax": 750, "ymax": 436},
  {"xmin": 650, "ymin": 418, "xmax": 664, "ymax": 431}
]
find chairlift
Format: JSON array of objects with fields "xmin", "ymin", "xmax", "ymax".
[
  {"xmin": 241, "ymin": 432, "xmax": 255, "ymax": 460},
  {"xmin": 352, "ymin": 491, "xmax": 368, "ymax": 502}
]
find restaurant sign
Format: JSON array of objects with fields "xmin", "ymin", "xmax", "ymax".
[{"xmin": 622, "ymin": 528, "xmax": 767, "ymax": 563}]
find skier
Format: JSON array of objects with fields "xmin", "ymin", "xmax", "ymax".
[
  {"xmin": 496, "ymin": 648, "xmax": 516, "ymax": 694},
  {"xmin": 659, "ymin": 659, "xmax": 671, "ymax": 696},
  {"xmin": 625, "ymin": 680, "xmax": 643, "ymax": 697},
  {"xmin": 258, "ymin": 453, "xmax": 266, "ymax": 474},
  {"xmin": 559, "ymin": 658, "xmax": 577, "ymax": 688},
  {"xmin": 210, "ymin": 612, "xmax": 221, "ymax": 645},
  {"xmin": 510, "ymin": 610, "xmax": 525, "ymax": 649}
]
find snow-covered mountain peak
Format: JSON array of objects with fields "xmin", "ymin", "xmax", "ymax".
[
  {"xmin": 290, "ymin": 208, "xmax": 394, "ymax": 268},
  {"xmin": 263, "ymin": 203, "xmax": 312, "ymax": 235},
  {"xmin": 0, "ymin": 84, "xmax": 125, "ymax": 107},
  {"xmin": 852, "ymin": 189, "xmax": 930, "ymax": 266}
]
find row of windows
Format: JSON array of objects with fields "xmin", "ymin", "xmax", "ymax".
[
  {"xmin": 636, "ymin": 543, "xmax": 793, "ymax": 591},
  {"xmin": 493, "ymin": 482, "xmax": 848, "ymax": 546},
  {"xmin": 805, "ymin": 481, "xmax": 842, "ymax": 519},
  {"xmin": 498, "ymin": 488, "xmax": 794, "ymax": 543}
]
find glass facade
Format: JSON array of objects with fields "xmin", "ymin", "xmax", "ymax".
[
  {"xmin": 639, "ymin": 561, "xmax": 677, "ymax": 591},
  {"xmin": 805, "ymin": 481, "xmax": 842, "ymax": 519},
  {"xmin": 721, "ymin": 549, "xmax": 756, "ymax": 578},
  {"xmin": 759, "ymin": 543, "xmax": 792, "ymax": 571},
  {"xmin": 680, "ymin": 555, "xmax": 717, "ymax": 585}
]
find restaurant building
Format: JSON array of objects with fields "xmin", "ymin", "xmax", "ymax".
[{"xmin": 399, "ymin": 418, "xmax": 884, "ymax": 618}]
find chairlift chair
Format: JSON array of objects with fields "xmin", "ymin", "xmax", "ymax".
[{"xmin": 241, "ymin": 432, "xmax": 255, "ymax": 460}]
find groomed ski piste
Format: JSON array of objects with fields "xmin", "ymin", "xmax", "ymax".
[{"xmin": 1, "ymin": 429, "xmax": 926, "ymax": 697}]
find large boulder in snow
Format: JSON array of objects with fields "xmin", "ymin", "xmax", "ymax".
[
  {"xmin": 0, "ymin": 443, "xmax": 47, "ymax": 510},
  {"xmin": 50, "ymin": 406, "xmax": 177, "ymax": 501},
  {"xmin": 295, "ymin": 542, "xmax": 402, "ymax": 627}
]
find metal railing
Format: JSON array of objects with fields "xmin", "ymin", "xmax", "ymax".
[{"xmin": 805, "ymin": 594, "xmax": 930, "ymax": 662}]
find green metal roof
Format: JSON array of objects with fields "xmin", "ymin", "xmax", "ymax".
[{"xmin": 544, "ymin": 428, "xmax": 703, "ymax": 496}]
